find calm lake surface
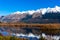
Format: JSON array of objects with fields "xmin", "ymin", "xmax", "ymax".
[{"xmin": 0, "ymin": 26, "xmax": 60, "ymax": 40}]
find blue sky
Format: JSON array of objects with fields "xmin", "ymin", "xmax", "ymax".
[{"xmin": 0, "ymin": 0, "xmax": 60, "ymax": 16}]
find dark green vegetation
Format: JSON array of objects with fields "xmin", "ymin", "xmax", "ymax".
[
  {"xmin": 0, "ymin": 35, "xmax": 47, "ymax": 40},
  {"xmin": 39, "ymin": 36, "xmax": 46, "ymax": 40},
  {"xmin": 0, "ymin": 36, "xmax": 28, "ymax": 40}
]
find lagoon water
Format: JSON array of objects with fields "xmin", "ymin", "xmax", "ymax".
[
  {"xmin": 0, "ymin": 31, "xmax": 40, "ymax": 40},
  {"xmin": 1, "ymin": 31, "xmax": 60, "ymax": 40},
  {"xmin": 0, "ymin": 27, "xmax": 60, "ymax": 40},
  {"xmin": 0, "ymin": 27, "xmax": 40, "ymax": 40}
]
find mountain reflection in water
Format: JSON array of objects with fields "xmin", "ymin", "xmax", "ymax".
[{"xmin": 0, "ymin": 27, "xmax": 60, "ymax": 40}]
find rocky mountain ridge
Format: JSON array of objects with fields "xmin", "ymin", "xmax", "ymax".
[{"xmin": 0, "ymin": 6, "xmax": 60, "ymax": 23}]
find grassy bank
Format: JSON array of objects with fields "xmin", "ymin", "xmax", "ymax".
[
  {"xmin": 0, "ymin": 23, "xmax": 60, "ymax": 29},
  {"xmin": 0, "ymin": 23, "xmax": 60, "ymax": 35}
]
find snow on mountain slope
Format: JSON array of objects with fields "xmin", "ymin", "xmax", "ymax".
[
  {"xmin": 46, "ymin": 6, "xmax": 60, "ymax": 13},
  {"xmin": 1, "ymin": 6, "xmax": 60, "ymax": 23},
  {"xmin": 12, "ymin": 6, "xmax": 60, "ymax": 15}
]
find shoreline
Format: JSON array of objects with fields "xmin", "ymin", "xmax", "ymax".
[{"xmin": 0, "ymin": 23, "xmax": 60, "ymax": 29}]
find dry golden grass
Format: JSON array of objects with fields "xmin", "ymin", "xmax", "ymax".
[
  {"xmin": 0, "ymin": 23, "xmax": 60, "ymax": 29},
  {"xmin": 0, "ymin": 23, "xmax": 60, "ymax": 35}
]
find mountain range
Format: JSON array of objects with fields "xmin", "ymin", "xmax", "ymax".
[{"xmin": 1, "ymin": 6, "xmax": 60, "ymax": 23}]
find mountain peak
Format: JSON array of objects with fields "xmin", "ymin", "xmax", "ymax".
[
  {"xmin": 13, "ymin": 11, "xmax": 21, "ymax": 14},
  {"xmin": 46, "ymin": 6, "xmax": 60, "ymax": 13},
  {"xmin": 12, "ymin": 6, "xmax": 60, "ymax": 15}
]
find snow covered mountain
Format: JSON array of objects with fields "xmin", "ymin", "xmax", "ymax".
[
  {"xmin": 1, "ymin": 6, "xmax": 60, "ymax": 23},
  {"xmin": 13, "ymin": 6, "xmax": 60, "ymax": 14}
]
